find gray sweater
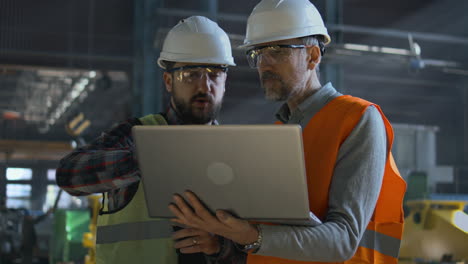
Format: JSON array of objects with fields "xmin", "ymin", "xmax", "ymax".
[{"xmin": 256, "ymin": 83, "xmax": 387, "ymax": 262}]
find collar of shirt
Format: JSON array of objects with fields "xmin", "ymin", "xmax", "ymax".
[
  {"xmin": 275, "ymin": 82, "xmax": 342, "ymax": 126},
  {"xmin": 165, "ymin": 103, "xmax": 219, "ymax": 125}
]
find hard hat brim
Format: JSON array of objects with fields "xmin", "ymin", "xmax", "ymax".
[{"xmin": 239, "ymin": 29, "xmax": 331, "ymax": 49}]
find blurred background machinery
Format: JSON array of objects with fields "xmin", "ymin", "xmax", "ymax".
[
  {"xmin": 394, "ymin": 125, "xmax": 468, "ymax": 263},
  {"xmin": 82, "ymin": 196, "xmax": 100, "ymax": 264},
  {"xmin": 0, "ymin": 207, "xmax": 24, "ymax": 263},
  {"xmin": 0, "ymin": 190, "xmax": 97, "ymax": 264},
  {"xmin": 399, "ymin": 198, "xmax": 468, "ymax": 264}
]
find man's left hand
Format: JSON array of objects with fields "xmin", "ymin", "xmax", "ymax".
[
  {"xmin": 168, "ymin": 191, "xmax": 259, "ymax": 245},
  {"xmin": 172, "ymin": 228, "xmax": 220, "ymax": 255}
]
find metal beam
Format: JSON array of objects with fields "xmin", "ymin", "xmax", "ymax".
[
  {"xmin": 0, "ymin": 164, "xmax": 5, "ymax": 200},
  {"xmin": 0, "ymin": 91, "xmax": 27, "ymax": 97},
  {"xmin": 464, "ymin": 84, "xmax": 468, "ymax": 164},
  {"xmin": 346, "ymin": 74, "xmax": 453, "ymax": 89},
  {"xmin": 0, "ymin": 103, "xmax": 18, "ymax": 108},
  {"xmin": 326, "ymin": 1, "xmax": 343, "ymax": 44},
  {"xmin": 1, "ymin": 49, "xmax": 132, "ymax": 63},
  {"xmin": 328, "ymin": 24, "xmax": 468, "ymax": 46},
  {"xmin": 30, "ymin": 166, "xmax": 47, "ymax": 210},
  {"xmin": 322, "ymin": 0, "xmax": 344, "ymax": 92},
  {"xmin": 0, "ymin": 140, "xmax": 73, "ymax": 161},
  {"xmin": 360, "ymin": 94, "xmax": 458, "ymax": 105},
  {"xmin": 383, "ymin": 110, "xmax": 454, "ymax": 125},
  {"xmin": 156, "ymin": 8, "xmax": 247, "ymax": 23},
  {"xmin": 133, "ymin": 0, "xmax": 163, "ymax": 117},
  {"xmin": 202, "ymin": 0, "xmax": 218, "ymax": 21},
  {"xmin": 155, "ymin": 8, "xmax": 468, "ymax": 46}
]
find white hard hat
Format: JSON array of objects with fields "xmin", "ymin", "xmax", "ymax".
[
  {"xmin": 240, "ymin": 0, "xmax": 331, "ymax": 48},
  {"xmin": 158, "ymin": 16, "xmax": 236, "ymax": 69}
]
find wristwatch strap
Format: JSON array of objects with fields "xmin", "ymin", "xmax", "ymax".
[{"xmin": 236, "ymin": 224, "xmax": 262, "ymax": 254}]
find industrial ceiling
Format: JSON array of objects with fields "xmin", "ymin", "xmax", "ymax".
[{"xmin": 0, "ymin": 0, "xmax": 467, "ymax": 165}]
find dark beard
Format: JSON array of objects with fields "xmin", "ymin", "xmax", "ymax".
[{"xmin": 172, "ymin": 92, "xmax": 222, "ymax": 124}]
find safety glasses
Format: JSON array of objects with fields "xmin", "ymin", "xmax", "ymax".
[
  {"xmin": 167, "ymin": 65, "xmax": 228, "ymax": 84},
  {"xmin": 245, "ymin": 44, "xmax": 307, "ymax": 68}
]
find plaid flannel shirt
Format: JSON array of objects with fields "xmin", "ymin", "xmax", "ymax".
[
  {"xmin": 56, "ymin": 116, "xmax": 142, "ymax": 211},
  {"xmin": 56, "ymin": 106, "xmax": 246, "ymax": 264}
]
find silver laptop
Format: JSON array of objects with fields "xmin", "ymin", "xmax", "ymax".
[{"xmin": 132, "ymin": 125, "xmax": 322, "ymax": 226}]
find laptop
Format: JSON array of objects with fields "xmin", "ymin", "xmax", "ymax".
[{"xmin": 132, "ymin": 125, "xmax": 322, "ymax": 226}]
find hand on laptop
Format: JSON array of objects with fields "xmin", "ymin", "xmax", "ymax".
[
  {"xmin": 169, "ymin": 191, "xmax": 259, "ymax": 246},
  {"xmin": 172, "ymin": 228, "xmax": 220, "ymax": 255}
]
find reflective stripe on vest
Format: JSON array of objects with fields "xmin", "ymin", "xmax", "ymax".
[
  {"xmin": 359, "ymin": 229, "xmax": 401, "ymax": 258},
  {"xmin": 96, "ymin": 219, "xmax": 173, "ymax": 244}
]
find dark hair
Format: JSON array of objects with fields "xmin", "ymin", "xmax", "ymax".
[{"xmin": 162, "ymin": 61, "xmax": 176, "ymax": 71}]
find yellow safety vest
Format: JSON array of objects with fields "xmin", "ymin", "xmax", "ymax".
[{"xmin": 96, "ymin": 114, "xmax": 178, "ymax": 264}]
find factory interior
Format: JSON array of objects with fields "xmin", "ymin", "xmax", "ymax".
[{"xmin": 0, "ymin": 0, "xmax": 468, "ymax": 263}]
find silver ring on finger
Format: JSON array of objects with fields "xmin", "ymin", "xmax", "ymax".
[{"xmin": 192, "ymin": 237, "xmax": 199, "ymax": 246}]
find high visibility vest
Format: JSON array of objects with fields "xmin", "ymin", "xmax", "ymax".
[
  {"xmin": 248, "ymin": 95, "xmax": 406, "ymax": 264},
  {"xmin": 96, "ymin": 114, "xmax": 178, "ymax": 264}
]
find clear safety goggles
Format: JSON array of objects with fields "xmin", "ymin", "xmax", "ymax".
[
  {"xmin": 167, "ymin": 65, "xmax": 228, "ymax": 84},
  {"xmin": 245, "ymin": 44, "xmax": 308, "ymax": 69}
]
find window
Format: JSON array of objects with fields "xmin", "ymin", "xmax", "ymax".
[
  {"xmin": 45, "ymin": 168, "xmax": 87, "ymax": 210},
  {"xmin": 6, "ymin": 184, "xmax": 32, "ymax": 208},
  {"xmin": 393, "ymin": 130, "xmax": 416, "ymax": 170},
  {"xmin": 6, "ymin": 167, "xmax": 33, "ymax": 209},
  {"xmin": 6, "ymin": 167, "xmax": 32, "ymax": 181},
  {"xmin": 45, "ymin": 184, "xmax": 88, "ymax": 210},
  {"xmin": 47, "ymin": 169, "xmax": 56, "ymax": 181}
]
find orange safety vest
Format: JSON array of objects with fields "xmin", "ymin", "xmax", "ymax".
[{"xmin": 247, "ymin": 95, "xmax": 406, "ymax": 264}]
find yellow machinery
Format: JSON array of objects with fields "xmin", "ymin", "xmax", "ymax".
[
  {"xmin": 399, "ymin": 200, "xmax": 468, "ymax": 264},
  {"xmin": 78, "ymin": 195, "xmax": 468, "ymax": 264},
  {"xmin": 83, "ymin": 195, "xmax": 101, "ymax": 264}
]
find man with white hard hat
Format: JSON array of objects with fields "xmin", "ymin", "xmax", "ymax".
[
  {"xmin": 57, "ymin": 16, "xmax": 235, "ymax": 264},
  {"xmin": 169, "ymin": 1, "xmax": 406, "ymax": 264}
]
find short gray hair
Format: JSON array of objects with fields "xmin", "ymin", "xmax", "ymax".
[
  {"xmin": 300, "ymin": 35, "xmax": 326, "ymax": 55},
  {"xmin": 299, "ymin": 35, "xmax": 325, "ymax": 77}
]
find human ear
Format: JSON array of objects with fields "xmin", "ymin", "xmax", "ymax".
[
  {"xmin": 307, "ymin": 45, "xmax": 321, "ymax": 70},
  {"xmin": 163, "ymin": 72, "xmax": 173, "ymax": 93}
]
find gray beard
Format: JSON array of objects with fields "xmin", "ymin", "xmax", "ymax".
[
  {"xmin": 264, "ymin": 84, "xmax": 289, "ymax": 101},
  {"xmin": 261, "ymin": 78, "xmax": 291, "ymax": 101},
  {"xmin": 261, "ymin": 71, "xmax": 308, "ymax": 102}
]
